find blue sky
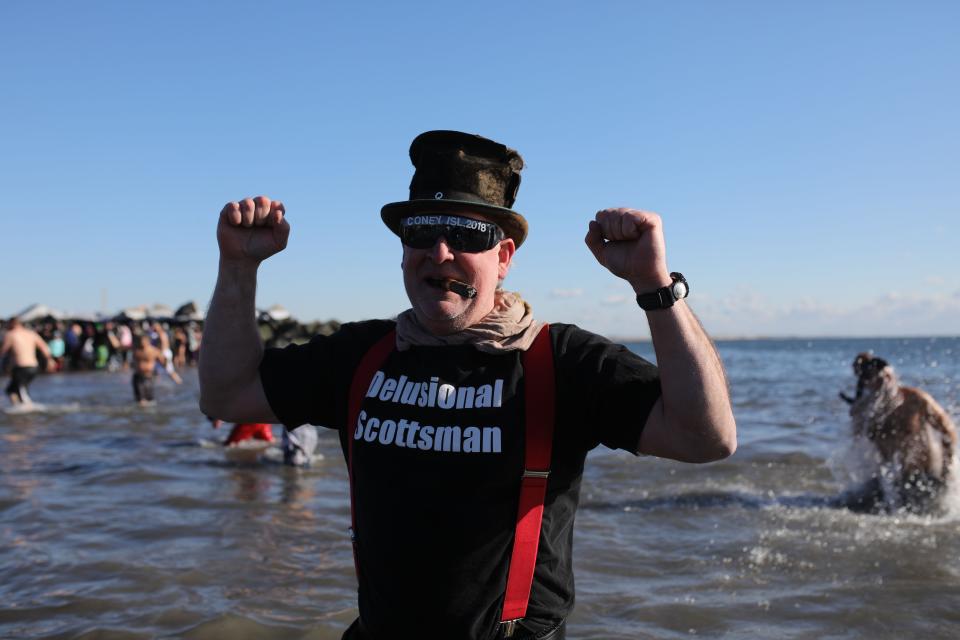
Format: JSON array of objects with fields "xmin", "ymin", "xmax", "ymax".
[{"xmin": 2, "ymin": 1, "xmax": 957, "ymax": 338}]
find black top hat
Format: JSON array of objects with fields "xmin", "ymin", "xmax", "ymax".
[{"xmin": 381, "ymin": 130, "xmax": 528, "ymax": 247}]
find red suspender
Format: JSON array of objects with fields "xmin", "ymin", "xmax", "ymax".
[
  {"xmin": 347, "ymin": 328, "xmax": 397, "ymax": 579},
  {"xmin": 501, "ymin": 323, "xmax": 555, "ymax": 630},
  {"xmin": 346, "ymin": 324, "xmax": 556, "ymax": 633}
]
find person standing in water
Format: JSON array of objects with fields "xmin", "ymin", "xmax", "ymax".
[
  {"xmin": 200, "ymin": 131, "xmax": 736, "ymax": 639},
  {"xmin": 152, "ymin": 322, "xmax": 183, "ymax": 385},
  {"xmin": 1, "ymin": 318, "xmax": 55, "ymax": 406},
  {"xmin": 131, "ymin": 334, "xmax": 164, "ymax": 406}
]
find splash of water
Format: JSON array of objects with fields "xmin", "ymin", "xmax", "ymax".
[{"xmin": 828, "ymin": 435, "xmax": 960, "ymax": 520}]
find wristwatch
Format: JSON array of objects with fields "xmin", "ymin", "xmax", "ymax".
[{"xmin": 635, "ymin": 272, "xmax": 689, "ymax": 311}]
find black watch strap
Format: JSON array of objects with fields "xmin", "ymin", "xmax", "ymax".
[{"xmin": 636, "ymin": 272, "xmax": 688, "ymax": 311}]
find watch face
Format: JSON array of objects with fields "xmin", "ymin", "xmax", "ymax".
[{"xmin": 672, "ymin": 281, "xmax": 688, "ymax": 300}]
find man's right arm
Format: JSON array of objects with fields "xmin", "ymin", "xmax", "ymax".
[{"xmin": 199, "ymin": 196, "xmax": 290, "ymax": 423}]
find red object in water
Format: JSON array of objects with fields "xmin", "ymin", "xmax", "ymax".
[{"xmin": 224, "ymin": 423, "xmax": 274, "ymax": 446}]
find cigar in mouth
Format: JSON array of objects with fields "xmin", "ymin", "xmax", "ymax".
[{"xmin": 427, "ymin": 278, "xmax": 477, "ymax": 299}]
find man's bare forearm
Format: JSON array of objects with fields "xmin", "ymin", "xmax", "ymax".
[
  {"xmin": 199, "ymin": 259, "xmax": 263, "ymax": 416},
  {"xmin": 201, "ymin": 196, "xmax": 289, "ymax": 422},
  {"xmin": 584, "ymin": 207, "xmax": 736, "ymax": 462},
  {"xmin": 644, "ymin": 301, "xmax": 736, "ymax": 461}
]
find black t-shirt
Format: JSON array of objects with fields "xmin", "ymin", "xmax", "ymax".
[{"xmin": 260, "ymin": 321, "xmax": 661, "ymax": 640}]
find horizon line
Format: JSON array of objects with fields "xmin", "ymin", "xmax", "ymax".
[{"xmin": 609, "ymin": 334, "xmax": 960, "ymax": 343}]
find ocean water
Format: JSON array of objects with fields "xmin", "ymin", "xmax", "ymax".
[{"xmin": 2, "ymin": 337, "xmax": 959, "ymax": 639}]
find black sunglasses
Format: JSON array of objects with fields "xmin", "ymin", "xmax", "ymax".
[{"xmin": 400, "ymin": 214, "xmax": 505, "ymax": 253}]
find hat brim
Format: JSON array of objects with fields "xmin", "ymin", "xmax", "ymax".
[{"xmin": 381, "ymin": 199, "xmax": 528, "ymax": 248}]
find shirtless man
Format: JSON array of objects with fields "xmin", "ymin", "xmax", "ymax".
[
  {"xmin": 1, "ymin": 318, "xmax": 55, "ymax": 406},
  {"xmin": 132, "ymin": 334, "xmax": 164, "ymax": 406},
  {"xmin": 841, "ymin": 352, "xmax": 957, "ymax": 513}
]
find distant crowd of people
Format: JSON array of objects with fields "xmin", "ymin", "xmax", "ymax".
[
  {"xmin": 21, "ymin": 319, "xmax": 203, "ymax": 373},
  {"xmin": 1, "ymin": 317, "xmax": 203, "ymax": 407},
  {"xmin": 2, "ymin": 315, "xmax": 319, "ymax": 466}
]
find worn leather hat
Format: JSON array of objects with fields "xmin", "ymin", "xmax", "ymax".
[{"xmin": 381, "ymin": 130, "xmax": 528, "ymax": 247}]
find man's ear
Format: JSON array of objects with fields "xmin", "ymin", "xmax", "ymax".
[{"xmin": 497, "ymin": 239, "xmax": 516, "ymax": 279}]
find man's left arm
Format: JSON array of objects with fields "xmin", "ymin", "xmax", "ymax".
[
  {"xmin": 585, "ymin": 208, "xmax": 736, "ymax": 463},
  {"xmin": 0, "ymin": 333, "xmax": 10, "ymax": 371},
  {"xmin": 34, "ymin": 332, "xmax": 55, "ymax": 372}
]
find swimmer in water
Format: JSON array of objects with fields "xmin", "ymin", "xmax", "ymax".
[{"xmin": 222, "ymin": 422, "xmax": 274, "ymax": 446}]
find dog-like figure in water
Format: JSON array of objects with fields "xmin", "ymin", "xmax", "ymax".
[{"xmin": 839, "ymin": 353, "xmax": 957, "ymax": 514}]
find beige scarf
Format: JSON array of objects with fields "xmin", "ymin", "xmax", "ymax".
[{"xmin": 396, "ymin": 290, "xmax": 545, "ymax": 354}]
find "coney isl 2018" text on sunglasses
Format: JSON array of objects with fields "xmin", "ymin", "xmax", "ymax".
[{"xmin": 400, "ymin": 214, "xmax": 505, "ymax": 253}]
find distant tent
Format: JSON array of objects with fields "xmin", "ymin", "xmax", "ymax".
[
  {"xmin": 117, "ymin": 306, "xmax": 148, "ymax": 321},
  {"xmin": 174, "ymin": 301, "xmax": 204, "ymax": 321},
  {"xmin": 15, "ymin": 303, "xmax": 64, "ymax": 322},
  {"xmin": 66, "ymin": 312, "xmax": 98, "ymax": 322},
  {"xmin": 263, "ymin": 304, "xmax": 291, "ymax": 322},
  {"xmin": 148, "ymin": 304, "xmax": 174, "ymax": 320}
]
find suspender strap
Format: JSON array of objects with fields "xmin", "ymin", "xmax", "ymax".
[
  {"xmin": 501, "ymin": 324, "xmax": 555, "ymax": 627},
  {"xmin": 347, "ymin": 328, "xmax": 397, "ymax": 580}
]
